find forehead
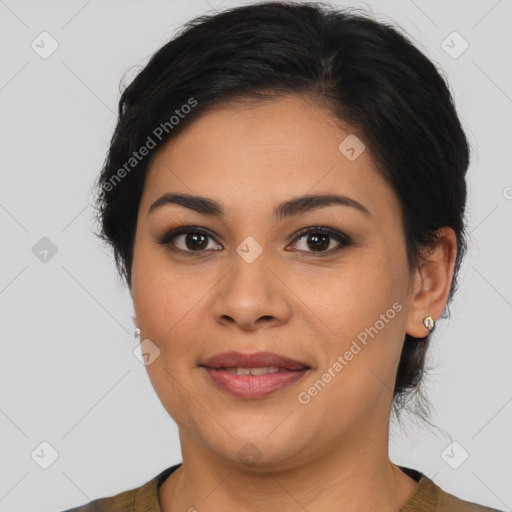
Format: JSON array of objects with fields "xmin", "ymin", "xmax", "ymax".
[{"xmin": 142, "ymin": 94, "xmax": 397, "ymax": 222}]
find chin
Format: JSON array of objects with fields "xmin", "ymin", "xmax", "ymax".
[{"xmin": 198, "ymin": 426, "xmax": 309, "ymax": 472}]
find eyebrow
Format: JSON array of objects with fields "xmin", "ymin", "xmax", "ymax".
[{"xmin": 148, "ymin": 192, "xmax": 371, "ymax": 220}]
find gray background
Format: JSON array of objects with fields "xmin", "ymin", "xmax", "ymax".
[{"xmin": 0, "ymin": 0, "xmax": 511, "ymax": 511}]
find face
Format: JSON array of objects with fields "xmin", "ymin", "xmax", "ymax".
[{"xmin": 131, "ymin": 94, "xmax": 420, "ymax": 470}]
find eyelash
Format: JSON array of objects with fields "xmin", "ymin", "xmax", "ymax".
[{"xmin": 157, "ymin": 225, "xmax": 352, "ymax": 257}]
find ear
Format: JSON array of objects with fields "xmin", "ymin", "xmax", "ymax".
[{"xmin": 405, "ymin": 227, "xmax": 458, "ymax": 338}]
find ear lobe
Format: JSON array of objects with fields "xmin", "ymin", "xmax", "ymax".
[{"xmin": 405, "ymin": 227, "xmax": 458, "ymax": 338}]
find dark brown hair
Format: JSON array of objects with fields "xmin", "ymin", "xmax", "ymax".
[{"xmin": 92, "ymin": 1, "xmax": 470, "ymax": 421}]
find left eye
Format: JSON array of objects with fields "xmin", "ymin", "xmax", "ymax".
[
  {"xmin": 290, "ymin": 226, "xmax": 351, "ymax": 255},
  {"xmin": 158, "ymin": 226, "xmax": 351, "ymax": 256}
]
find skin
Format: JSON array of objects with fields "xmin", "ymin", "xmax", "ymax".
[{"xmin": 130, "ymin": 94, "xmax": 457, "ymax": 511}]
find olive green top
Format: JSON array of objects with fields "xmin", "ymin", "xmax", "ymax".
[{"xmin": 60, "ymin": 464, "xmax": 504, "ymax": 512}]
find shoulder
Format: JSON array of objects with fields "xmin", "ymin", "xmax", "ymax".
[
  {"xmin": 56, "ymin": 464, "xmax": 182, "ymax": 512},
  {"xmin": 402, "ymin": 473, "xmax": 505, "ymax": 512},
  {"xmin": 57, "ymin": 483, "xmax": 145, "ymax": 512},
  {"xmin": 57, "ymin": 486, "xmax": 136, "ymax": 512}
]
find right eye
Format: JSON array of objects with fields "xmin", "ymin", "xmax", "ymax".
[{"xmin": 158, "ymin": 226, "xmax": 223, "ymax": 256}]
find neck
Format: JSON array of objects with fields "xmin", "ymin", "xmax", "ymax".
[{"xmin": 158, "ymin": 425, "xmax": 419, "ymax": 512}]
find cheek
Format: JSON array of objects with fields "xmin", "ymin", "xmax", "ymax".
[
  {"xmin": 307, "ymin": 261, "xmax": 397, "ymax": 346},
  {"xmin": 132, "ymin": 239, "xmax": 194, "ymax": 337},
  {"xmin": 132, "ymin": 255, "xmax": 203, "ymax": 422},
  {"xmin": 132, "ymin": 262, "xmax": 210, "ymax": 404},
  {"xmin": 133, "ymin": 273, "xmax": 197, "ymax": 351},
  {"xmin": 307, "ymin": 253, "xmax": 407, "ymax": 393}
]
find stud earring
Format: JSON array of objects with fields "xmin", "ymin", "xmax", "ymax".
[
  {"xmin": 423, "ymin": 316, "xmax": 435, "ymax": 331},
  {"xmin": 132, "ymin": 315, "xmax": 140, "ymax": 338}
]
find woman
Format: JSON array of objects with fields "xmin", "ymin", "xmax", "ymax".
[{"xmin": 62, "ymin": 2, "xmax": 503, "ymax": 511}]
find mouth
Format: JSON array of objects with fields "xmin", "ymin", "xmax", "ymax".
[
  {"xmin": 200, "ymin": 351, "xmax": 311, "ymax": 399},
  {"xmin": 200, "ymin": 351, "xmax": 310, "ymax": 370}
]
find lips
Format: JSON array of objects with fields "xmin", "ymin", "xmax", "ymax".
[{"xmin": 200, "ymin": 351, "xmax": 309, "ymax": 371}]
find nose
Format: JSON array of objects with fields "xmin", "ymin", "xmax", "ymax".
[{"xmin": 211, "ymin": 252, "xmax": 292, "ymax": 331}]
